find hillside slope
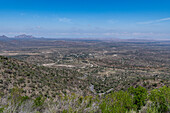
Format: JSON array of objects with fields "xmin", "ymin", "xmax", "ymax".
[{"xmin": 0, "ymin": 56, "xmax": 91, "ymax": 98}]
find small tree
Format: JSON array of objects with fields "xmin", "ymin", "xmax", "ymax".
[
  {"xmin": 128, "ymin": 86, "xmax": 147, "ymax": 110},
  {"xmin": 99, "ymin": 91, "xmax": 134, "ymax": 113},
  {"xmin": 149, "ymin": 86, "xmax": 170, "ymax": 112}
]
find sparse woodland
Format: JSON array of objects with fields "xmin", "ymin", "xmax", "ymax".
[{"xmin": 0, "ymin": 40, "xmax": 170, "ymax": 113}]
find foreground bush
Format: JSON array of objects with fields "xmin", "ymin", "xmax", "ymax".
[
  {"xmin": 148, "ymin": 86, "xmax": 170, "ymax": 113},
  {"xmin": 128, "ymin": 86, "xmax": 147, "ymax": 110},
  {"xmin": 99, "ymin": 91, "xmax": 135, "ymax": 113},
  {"xmin": 0, "ymin": 86, "xmax": 169, "ymax": 113}
]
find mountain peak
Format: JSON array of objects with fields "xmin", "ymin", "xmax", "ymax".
[
  {"xmin": 0, "ymin": 35, "xmax": 9, "ymax": 40},
  {"xmin": 0, "ymin": 35, "xmax": 8, "ymax": 38},
  {"xmin": 14, "ymin": 34, "xmax": 35, "ymax": 39}
]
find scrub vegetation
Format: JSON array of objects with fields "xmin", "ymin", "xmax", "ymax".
[{"xmin": 0, "ymin": 86, "xmax": 169, "ymax": 113}]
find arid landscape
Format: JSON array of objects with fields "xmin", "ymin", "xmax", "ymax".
[
  {"xmin": 0, "ymin": 0, "xmax": 170, "ymax": 112},
  {"xmin": 0, "ymin": 35, "xmax": 169, "ymax": 95},
  {"xmin": 0, "ymin": 36, "xmax": 169, "ymax": 112}
]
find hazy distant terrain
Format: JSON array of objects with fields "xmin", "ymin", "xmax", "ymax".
[
  {"xmin": 0, "ymin": 35, "xmax": 169, "ymax": 94},
  {"xmin": 0, "ymin": 35, "xmax": 169, "ymax": 113}
]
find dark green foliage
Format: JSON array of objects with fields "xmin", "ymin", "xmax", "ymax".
[
  {"xmin": 149, "ymin": 86, "xmax": 170, "ymax": 112},
  {"xmin": 99, "ymin": 91, "xmax": 134, "ymax": 113},
  {"xmin": 62, "ymin": 109, "xmax": 67, "ymax": 113},
  {"xmin": 0, "ymin": 108, "xmax": 4, "ymax": 113},
  {"xmin": 33, "ymin": 96, "xmax": 45, "ymax": 107},
  {"xmin": 78, "ymin": 96, "xmax": 83, "ymax": 104},
  {"xmin": 128, "ymin": 86, "xmax": 147, "ymax": 110}
]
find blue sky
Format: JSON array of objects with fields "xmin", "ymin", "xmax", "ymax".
[{"xmin": 0, "ymin": 0, "xmax": 170, "ymax": 39}]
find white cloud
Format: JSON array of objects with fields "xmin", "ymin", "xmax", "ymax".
[
  {"xmin": 108, "ymin": 19, "xmax": 118, "ymax": 24},
  {"xmin": 160, "ymin": 18, "xmax": 170, "ymax": 21},
  {"xmin": 137, "ymin": 17, "xmax": 170, "ymax": 24},
  {"xmin": 53, "ymin": 32, "xmax": 170, "ymax": 37},
  {"xmin": 58, "ymin": 18, "xmax": 72, "ymax": 23}
]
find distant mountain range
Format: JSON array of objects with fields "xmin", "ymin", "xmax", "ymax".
[
  {"xmin": 14, "ymin": 34, "xmax": 35, "ymax": 39},
  {"xmin": 0, "ymin": 34, "xmax": 42, "ymax": 40},
  {"xmin": 0, "ymin": 34, "xmax": 168, "ymax": 41}
]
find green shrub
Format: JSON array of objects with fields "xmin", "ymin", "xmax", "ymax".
[
  {"xmin": 128, "ymin": 86, "xmax": 147, "ymax": 110},
  {"xmin": 149, "ymin": 86, "xmax": 170, "ymax": 112},
  {"xmin": 9, "ymin": 88, "xmax": 23, "ymax": 105},
  {"xmin": 0, "ymin": 107, "xmax": 4, "ymax": 113},
  {"xmin": 99, "ymin": 91, "xmax": 134, "ymax": 113},
  {"xmin": 34, "ymin": 96, "xmax": 45, "ymax": 107}
]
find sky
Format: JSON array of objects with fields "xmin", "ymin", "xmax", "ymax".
[{"xmin": 0, "ymin": 0, "xmax": 170, "ymax": 39}]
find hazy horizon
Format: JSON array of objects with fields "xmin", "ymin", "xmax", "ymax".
[{"xmin": 1, "ymin": 0, "xmax": 170, "ymax": 39}]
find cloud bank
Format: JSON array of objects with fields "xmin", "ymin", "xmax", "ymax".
[{"xmin": 138, "ymin": 17, "xmax": 170, "ymax": 24}]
